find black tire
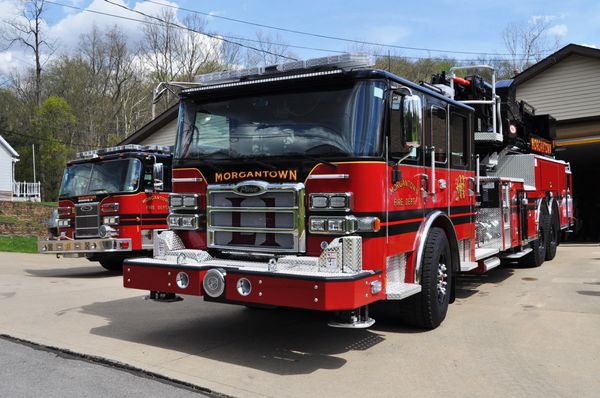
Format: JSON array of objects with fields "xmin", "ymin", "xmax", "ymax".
[
  {"xmin": 98, "ymin": 255, "xmax": 125, "ymax": 272},
  {"xmin": 545, "ymin": 202, "xmax": 560, "ymax": 261},
  {"xmin": 398, "ymin": 227, "xmax": 452, "ymax": 329},
  {"xmin": 520, "ymin": 202, "xmax": 550, "ymax": 268}
]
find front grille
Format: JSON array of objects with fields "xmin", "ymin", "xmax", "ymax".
[
  {"xmin": 207, "ymin": 182, "xmax": 305, "ymax": 253},
  {"xmin": 75, "ymin": 202, "xmax": 99, "ymax": 238}
]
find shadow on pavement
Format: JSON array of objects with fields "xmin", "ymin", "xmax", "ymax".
[
  {"xmin": 455, "ymin": 265, "xmax": 514, "ymax": 299},
  {"xmin": 81, "ymin": 296, "xmax": 386, "ymax": 375},
  {"xmin": 25, "ymin": 267, "xmax": 119, "ymax": 279}
]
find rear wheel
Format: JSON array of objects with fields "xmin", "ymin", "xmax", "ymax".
[
  {"xmin": 399, "ymin": 227, "xmax": 452, "ymax": 329},
  {"xmin": 545, "ymin": 202, "xmax": 560, "ymax": 261},
  {"xmin": 520, "ymin": 201, "xmax": 550, "ymax": 268}
]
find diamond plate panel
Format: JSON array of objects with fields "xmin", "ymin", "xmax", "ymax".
[
  {"xmin": 474, "ymin": 132, "xmax": 503, "ymax": 143},
  {"xmin": 490, "ymin": 154, "xmax": 536, "ymax": 188},
  {"xmin": 475, "ymin": 207, "xmax": 502, "ymax": 249},
  {"xmin": 153, "ymin": 230, "xmax": 186, "ymax": 259},
  {"xmin": 342, "ymin": 236, "xmax": 362, "ymax": 273},
  {"xmin": 385, "ymin": 254, "xmax": 406, "ymax": 296},
  {"xmin": 318, "ymin": 238, "xmax": 343, "ymax": 272},
  {"xmin": 174, "ymin": 249, "xmax": 213, "ymax": 264}
]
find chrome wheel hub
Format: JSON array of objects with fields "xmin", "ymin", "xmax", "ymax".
[{"xmin": 437, "ymin": 262, "xmax": 448, "ymax": 299}]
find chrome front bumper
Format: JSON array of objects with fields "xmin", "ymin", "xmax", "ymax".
[{"xmin": 38, "ymin": 237, "xmax": 132, "ymax": 255}]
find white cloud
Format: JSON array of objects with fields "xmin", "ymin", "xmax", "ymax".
[
  {"xmin": 580, "ymin": 43, "xmax": 597, "ymax": 49},
  {"xmin": 531, "ymin": 15, "xmax": 557, "ymax": 24},
  {"xmin": 48, "ymin": 0, "xmax": 180, "ymax": 52},
  {"xmin": 0, "ymin": 50, "xmax": 34, "ymax": 76},
  {"xmin": 548, "ymin": 24, "xmax": 568, "ymax": 37}
]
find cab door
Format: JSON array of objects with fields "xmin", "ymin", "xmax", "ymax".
[
  {"xmin": 447, "ymin": 110, "xmax": 475, "ymax": 244},
  {"xmin": 387, "ymin": 89, "xmax": 426, "ymax": 255},
  {"xmin": 424, "ymin": 103, "xmax": 450, "ymax": 213}
]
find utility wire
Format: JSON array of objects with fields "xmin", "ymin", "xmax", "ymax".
[
  {"xmin": 45, "ymin": 1, "xmax": 534, "ymax": 63},
  {"xmin": 103, "ymin": 0, "xmax": 298, "ymax": 61},
  {"xmin": 144, "ymin": 0, "xmax": 551, "ymax": 58}
]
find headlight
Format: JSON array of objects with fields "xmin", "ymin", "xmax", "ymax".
[
  {"xmin": 168, "ymin": 215, "xmax": 182, "ymax": 228},
  {"xmin": 310, "ymin": 195, "xmax": 329, "ymax": 209},
  {"xmin": 169, "ymin": 195, "xmax": 183, "ymax": 207},
  {"xmin": 176, "ymin": 272, "xmax": 189, "ymax": 289},
  {"xmin": 309, "ymin": 218, "xmax": 326, "ymax": 232},
  {"xmin": 309, "ymin": 193, "xmax": 352, "ymax": 211},
  {"xmin": 168, "ymin": 214, "xmax": 199, "ymax": 230},
  {"xmin": 309, "ymin": 216, "xmax": 357, "ymax": 234},
  {"xmin": 103, "ymin": 216, "xmax": 119, "ymax": 225},
  {"xmin": 329, "ymin": 194, "xmax": 350, "ymax": 209},
  {"xmin": 169, "ymin": 193, "xmax": 199, "ymax": 210},
  {"xmin": 58, "ymin": 207, "xmax": 72, "ymax": 216},
  {"xmin": 101, "ymin": 202, "xmax": 119, "ymax": 213},
  {"xmin": 57, "ymin": 219, "xmax": 71, "ymax": 228},
  {"xmin": 309, "ymin": 216, "xmax": 380, "ymax": 234},
  {"xmin": 182, "ymin": 195, "xmax": 198, "ymax": 208},
  {"xmin": 99, "ymin": 225, "xmax": 117, "ymax": 238}
]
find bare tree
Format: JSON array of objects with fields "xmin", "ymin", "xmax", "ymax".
[
  {"xmin": 503, "ymin": 17, "xmax": 562, "ymax": 75},
  {"xmin": 140, "ymin": 8, "xmax": 182, "ymax": 83},
  {"xmin": 246, "ymin": 30, "xmax": 296, "ymax": 66},
  {"xmin": 1, "ymin": 0, "xmax": 53, "ymax": 106},
  {"xmin": 177, "ymin": 14, "xmax": 223, "ymax": 80}
]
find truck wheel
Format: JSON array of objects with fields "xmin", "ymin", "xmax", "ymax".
[
  {"xmin": 98, "ymin": 256, "xmax": 125, "ymax": 273},
  {"xmin": 545, "ymin": 205, "xmax": 560, "ymax": 261},
  {"xmin": 399, "ymin": 227, "xmax": 452, "ymax": 330},
  {"xmin": 520, "ymin": 204, "xmax": 550, "ymax": 268}
]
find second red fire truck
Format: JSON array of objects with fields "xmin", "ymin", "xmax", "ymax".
[
  {"xmin": 122, "ymin": 54, "xmax": 573, "ymax": 329},
  {"xmin": 39, "ymin": 145, "xmax": 172, "ymax": 271}
]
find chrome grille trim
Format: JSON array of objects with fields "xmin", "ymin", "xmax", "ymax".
[
  {"xmin": 75, "ymin": 202, "xmax": 99, "ymax": 238},
  {"xmin": 207, "ymin": 181, "xmax": 305, "ymax": 253}
]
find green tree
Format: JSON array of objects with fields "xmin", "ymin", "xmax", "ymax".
[{"xmin": 32, "ymin": 96, "xmax": 76, "ymax": 200}]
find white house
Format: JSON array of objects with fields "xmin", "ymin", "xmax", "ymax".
[
  {"xmin": 0, "ymin": 135, "xmax": 40, "ymax": 202},
  {"xmin": 0, "ymin": 135, "xmax": 19, "ymax": 201}
]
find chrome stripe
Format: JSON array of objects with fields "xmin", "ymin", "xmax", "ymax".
[
  {"xmin": 307, "ymin": 174, "xmax": 350, "ymax": 180},
  {"xmin": 172, "ymin": 177, "xmax": 203, "ymax": 183}
]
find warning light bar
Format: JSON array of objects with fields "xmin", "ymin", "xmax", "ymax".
[
  {"xmin": 193, "ymin": 53, "xmax": 375, "ymax": 86},
  {"xmin": 76, "ymin": 144, "xmax": 171, "ymax": 159}
]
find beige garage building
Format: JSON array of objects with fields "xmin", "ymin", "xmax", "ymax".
[{"xmin": 513, "ymin": 44, "xmax": 600, "ymax": 240}]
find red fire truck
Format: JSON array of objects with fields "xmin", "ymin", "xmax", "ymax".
[
  {"xmin": 123, "ymin": 54, "xmax": 573, "ymax": 328},
  {"xmin": 39, "ymin": 145, "xmax": 172, "ymax": 272}
]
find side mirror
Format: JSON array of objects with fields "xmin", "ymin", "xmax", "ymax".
[
  {"xmin": 390, "ymin": 92, "xmax": 422, "ymax": 184},
  {"xmin": 153, "ymin": 163, "xmax": 164, "ymax": 191},
  {"xmin": 390, "ymin": 92, "xmax": 422, "ymax": 155},
  {"xmin": 402, "ymin": 94, "xmax": 422, "ymax": 149}
]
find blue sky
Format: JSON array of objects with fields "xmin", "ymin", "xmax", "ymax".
[{"xmin": 1, "ymin": 0, "xmax": 599, "ymax": 74}]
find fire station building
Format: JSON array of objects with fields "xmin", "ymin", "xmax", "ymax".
[{"xmin": 511, "ymin": 44, "xmax": 600, "ymax": 240}]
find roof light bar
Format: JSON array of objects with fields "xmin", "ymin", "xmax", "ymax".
[
  {"xmin": 193, "ymin": 52, "xmax": 374, "ymax": 86},
  {"xmin": 76, "ymin": 144, "xmax": 171, "ymax": 159},
  {"xmin": 184, "ymin": 70, "xmax": 343, "ymax": 94}
]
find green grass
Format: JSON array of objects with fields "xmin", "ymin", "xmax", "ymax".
[
  {"xmin": 34, "ymin": 201, "xmax": 57, "ymax": 207},
  {"xmin": 0, "ymin": 235, "xmax": 38, "ymax": 253}
]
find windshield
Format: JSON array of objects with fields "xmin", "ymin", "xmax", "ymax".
[
  {"xmin": 59, "ymin": 159, "xmax": 142, "ymax": 197},
  {"xmin": 175, "ymin": 79, "xmax": 385, "ymax": 160}
]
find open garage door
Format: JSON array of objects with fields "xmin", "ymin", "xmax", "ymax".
[{"xmin": 556, "ymin": 136, "xmax": 600, "ymax": 241}]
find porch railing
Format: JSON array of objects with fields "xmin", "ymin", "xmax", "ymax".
[{"xmin": 13, "ymin": 181, "xmax": 41, "ymax": 202}]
